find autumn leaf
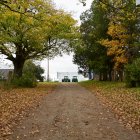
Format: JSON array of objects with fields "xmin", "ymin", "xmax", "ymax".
[{"xmin": 0, "ymin": 82, "xmax": 57, "ymax": 138}]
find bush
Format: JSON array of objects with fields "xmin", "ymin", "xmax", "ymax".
[
  {"xmin": 23, "ymin": 60, "xmax": 44, "ymax": 82},
  {"xmin": 125, "ymin": 58, "xmax": 140, "ymax": 87},
  {"xmin": 11, "ymin": 60, "xmax": 44, "ymax": 87},
  {"xmin": 12, "ymin": 73, "xmax": 37, "ymax": 88}
]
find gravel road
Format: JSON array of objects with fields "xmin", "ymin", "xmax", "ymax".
[{"xmin": 5, "ymin": 83, "xmax": 140, "ymax": 140}]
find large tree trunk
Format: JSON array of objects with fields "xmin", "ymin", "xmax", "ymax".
[
  {"xmin": 13, "ymin": 58, "xmax": 25, "ymax": 78},
  {"xmin": 108, "ymin": 70, "xmax": 112, "ymax": 81},
  {"xmin": 119, "ymin": 70, "xmax": 124, "ymax": 82},
  {"xmin": 103, "ymin": 71, "xmax": 107, "ymax": 81},
  {"xmin": 108, "ymin": 64, "xmax": 113, "ymax": 81},
  {"xmin": 99, "ymin": 72, "xmax": 102, "ymax": 81}
]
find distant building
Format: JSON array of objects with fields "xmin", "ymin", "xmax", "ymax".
[
  {"xmin": 0, "ymin": 69, "xmax": 13, "ymax": 80},
  {"xmin": 57, "ymin": 72, "xmax": 88, "ymax": 82}
]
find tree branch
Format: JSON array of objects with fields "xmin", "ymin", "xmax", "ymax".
[
  {"xmin": 0, "ymin": 1, "xmax": 43, "ymax": 21},
  {"xmin": 0, "ymin": 44, "xmax": 15, "ymax": 61}
]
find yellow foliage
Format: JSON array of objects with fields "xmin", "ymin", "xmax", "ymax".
[
  {"xmin": 0, "ymin": 0, "xmax": 78, "ymax": 60},
  {"xmin": 107, "ymin": 23, "xmax": 128, "ymax": 40},
  {"xmin": 100, "ymin": 20, "xmax": 133, "ymax": 70}
]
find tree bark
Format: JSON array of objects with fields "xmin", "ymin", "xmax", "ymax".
[
  {"xmin": 99, "ymin": 73, "xmax": 102, "ymax": 81},
  {"xmin": 119, "ymin": 70, "xmax": 124, "ymax": 82},
  {"xmin": 13, "ymin": 58, "xmax": 25, "ymax": 78},
  {"xmin": 108, "ymin": 70, "xmax": 112, "ymax": 81},
  {"xmin": 103, "ymin": 71, "xmax": 107, "ymax": 81}
]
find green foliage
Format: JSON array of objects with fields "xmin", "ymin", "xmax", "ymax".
[
  {"xmin": 35, "ymin": 65, "xmax": 44, "ymax": 82},
  {"xmin": 74, "ymin": 0, "xmax": 113, "ymax": 80},
  {"xmin": 23, "ymin": 60, "xmax": 44, "ymax": 82},
  {"xmin": 125, "ymin": 58, "xmax": 140, "ymax": 87},
  {"xmin": 100, "ymin": 0, "xmax": 138, "ymax": 71},
  {"xmin": 74, "ymin": 0, "xmax": 139, "ymax": 82},
  {"xmin": 0, "ymin": 0, "xmax": 78, "ymax": 78},
  {"xmin": 12, "ymin": 60, "xmax": 45, "ymax": 87},
  {"xmin": 12, "ymin": 74, "xmax": 37, "ymax": 88}
]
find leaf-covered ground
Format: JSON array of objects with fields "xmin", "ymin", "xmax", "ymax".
[
  {"xmin": 80, "ymin": 81, "xmax": 140, "ymax": 133},
  {"xmin": 0, "ymin": 82, "xmax": 57, "ymax": 137}
]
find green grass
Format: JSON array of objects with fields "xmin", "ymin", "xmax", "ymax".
[
  {"xmin": 81, "ymin": 80, "xmax": 125, "ymax": 89},
  {"xmin": 80, "ymin": 80, "xmax": 140, "ymax": 96}
]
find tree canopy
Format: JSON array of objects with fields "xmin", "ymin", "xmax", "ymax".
[
  {"xmin": 101, "ymin": 0, "xmax": 138, "ymax": 70},
  {"xmin": 74, "ymin": 0, "xmax": 140, "ymax": 81},
  {"xmin": 74, "ymin": 0, "xmax": 113, "ymax": 80},
  {"xmin": 0, "ymin": 0, "xmax": 78, "ymax": 78}
]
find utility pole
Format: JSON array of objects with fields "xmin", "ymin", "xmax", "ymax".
[
  {"xmin": 47, "ymin": 37, "xmax": 51, "ymax": 82},
  {"xmin": 47, "ymin": 57, "xmax": 49, "ymax": 82}
]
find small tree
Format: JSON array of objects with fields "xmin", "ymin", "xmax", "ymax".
[
  {"xmin": 125, "ymin": 58, "xmax": 140, "ymax": 87},
  {"xmin": 34, "ymin": 65, "xmax": 44, "ymax": 82}
]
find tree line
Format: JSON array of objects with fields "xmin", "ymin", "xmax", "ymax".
[
  {"xmin": 73, "ymin": 0, "xmax": 140, "ymax": 87},
  {"xmin": 0, "ymin": 0, "xmax": 140, "ymax": 87}
]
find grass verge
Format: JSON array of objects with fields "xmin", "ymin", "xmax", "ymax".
[
  {"xmin": 80, "ymin": 80, "xmax": 140, "ymax": 133},
  {"xmin": 0, "ymin": 82, "xmax": 58, "ymax": 137}
]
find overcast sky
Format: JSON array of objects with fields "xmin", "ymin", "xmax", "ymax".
[
  {"xmin": 41, "ymin": 0, "xmax": 93, "ymax": 80},
  {"xmin": 137, "ymin": 0, "xmax": 140, "ymax": 5}
]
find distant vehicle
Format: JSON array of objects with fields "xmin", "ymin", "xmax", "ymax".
[
  {"xmin": 62, "ymin": 76, "xmax": 70, "ymax": 82},
  {"xmin": 72, "ymin": 76, "xmax": 78, "ymax": 82}
]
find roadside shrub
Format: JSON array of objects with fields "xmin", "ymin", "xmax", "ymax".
[
  {"xmin": 12, "ymin": 72, "xmax": 37, "ymax": 88},
  {"xmin": 12, "ymin": 61, "xmax": 38, "ymax": 87},
  {"xmin": 11, "ymin": 60, "xmax": 44, "ymax": 87},
  {"xmin": 23, "ymin": 60, "xmax": 44, "ymax": 82},
  {"xmin": 125, "ymin": 58, "xmax": 140, "ymax": 87}
]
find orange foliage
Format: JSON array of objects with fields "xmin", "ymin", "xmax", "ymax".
[{"xmin": 101, "ymin": 22, "xmax": 129, "ymax": 70}]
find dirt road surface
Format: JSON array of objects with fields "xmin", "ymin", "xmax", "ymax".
[{"xmin": 5, "ymin": 83, "xmax": 140, "ymax": 140}]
